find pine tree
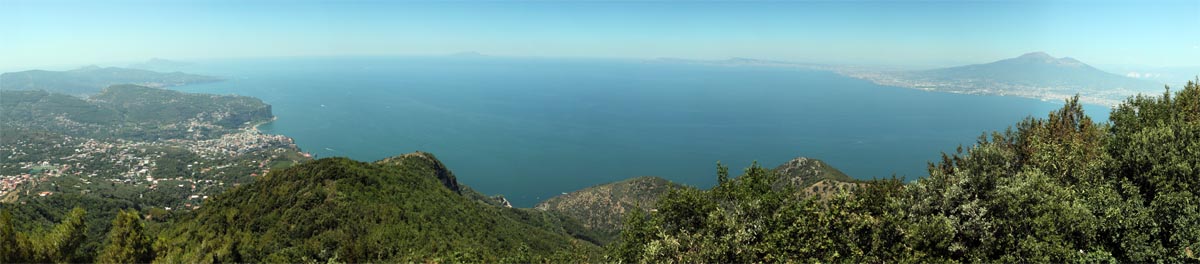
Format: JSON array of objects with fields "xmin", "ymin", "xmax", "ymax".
[
  {"xmin": 1, "ymin": 209, "xmax": 35, "ymax": 263},
  {"xmin": 716, "ymin": 161, "xmax": 729, "ymax": 186},
  {"xmin": 98, "ymin": 209, "xmax": 154, "ymax": 263},
  {"xmin": 37, "ymin": 207, "xmax": 88, "ymax": 263}
]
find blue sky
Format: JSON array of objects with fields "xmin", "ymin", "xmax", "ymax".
[{"xmin": 1, "ymin": 0, "xmax": 1197, "ymax": 71}]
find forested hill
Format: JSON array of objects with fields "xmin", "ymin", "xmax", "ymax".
[
  {"xmin": 0, "ymin": 66, "xmax": 221, "ymax": 95},
  {"xmin": 152, "ymin": 153, "xmax": 600, "ymax": 263}
]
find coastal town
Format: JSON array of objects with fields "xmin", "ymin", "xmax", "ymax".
[
  {"xmin": 0, "ymin": 126, "xmax": 308, "ymax": 208},
  {"xmin": 0, "ymin": 83, "xmax": 318, "ymax": 209}
]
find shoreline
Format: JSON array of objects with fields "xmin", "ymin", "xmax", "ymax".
[
  {"xmin": 245, "ymin": 116, "xmax": 313, "ymax": 159},
  {"xmin": 247, "ymin": 116, "xmax": 278, "ymax": 133}
]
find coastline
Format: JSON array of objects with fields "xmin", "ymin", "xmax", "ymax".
[
  {"xmin": 838, "ymin": 70, "xmax": 1125, "ymax": 107},
  {"xmin": 248, "ymin": 116, "xmax": 278, "ymax": 133},
  {"xmin": 245, "ymin": 115, "xmax": 313, "ymax": 159}
]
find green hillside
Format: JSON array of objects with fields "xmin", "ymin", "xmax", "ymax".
[{"xmin": 152, "ymin": 153, "xmax": 599, "ymax": 263}]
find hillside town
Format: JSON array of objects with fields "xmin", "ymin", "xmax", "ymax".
[{"xmin": 0, "ymin": 127, "xmax": 308, "ymax": 208}]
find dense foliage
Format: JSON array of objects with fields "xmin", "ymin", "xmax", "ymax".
[
  {"xmin": 611, "ymin": 80, "xmax": 1200, "ymax": 263},
  {"xmin": 0, "ymin": 207, "xmax": 89, "ymax": 263},
  {"xmin": 0, "ymin": 194, "xmax": 142, "ymax": 260},
  {"xmin": 1, "ymin": 154, "xmax": 602, "ymax": 263},
  {"xmin": 97, "ymin": 209, "xmax": 154, "ymax": 263},
  {"xmin": 151, "ymin": 153, "xmax": 599, "ymax": 263}
]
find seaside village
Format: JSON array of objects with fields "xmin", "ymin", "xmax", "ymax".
[{"xmin": 0, "ymin": 128, "xmax": 310, "ymax": 209}]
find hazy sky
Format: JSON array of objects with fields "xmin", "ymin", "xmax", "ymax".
[{"xmin": 2, "ymin": 0, "xmax": 1197, "ymax": 71}]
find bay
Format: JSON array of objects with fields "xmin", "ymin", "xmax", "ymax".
[{"xmin": 173, "ymin": 56, "xmax": 1111, "ymax": 206}]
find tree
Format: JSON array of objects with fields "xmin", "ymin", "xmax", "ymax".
[
  {"xmin": 97, "ymin": 209, "xmax": 154, "ymax": 263},
  {"xmin": 1106, "ymin": 79, "xmax": 1200, "ymax": 262},
  {"xmin": 607, "ymin": 207, "xmax": 652, "ymax": 263},
  {"xmin": 34, "ymin": 207, "xmax": 88, "ymax": 263},
  {"xmin": 1, "ymin": 209, "xmax": 35, "ymax": 263},
  {"xmin": 716, "ymin": 161, "xmax": 729, "ymax": 186}
]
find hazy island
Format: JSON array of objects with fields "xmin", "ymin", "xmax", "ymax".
[{"xmin": 0, "ymin": 66, "xmax": 222, "ymax": 96}]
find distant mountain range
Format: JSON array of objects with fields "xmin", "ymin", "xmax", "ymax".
[
  {"xmin": 842, "ymin": 52, "xmax": 1167, "ymax": 105},
  {"xmin": 0, "ymin": 66, "xmax": 221, "ymax": 96}
]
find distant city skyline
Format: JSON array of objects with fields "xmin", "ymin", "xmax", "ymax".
[{"xmin": 2, "ymin": 0, "xmax": 1198, "ymax": 72}]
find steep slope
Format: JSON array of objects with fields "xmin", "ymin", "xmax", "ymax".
[
  {"xmin": 535, "ymin": 176, "xmax": 681, "ymax": 244},
  {"xmin": 374, "ymin": 151, "xmax": 461, "ymax": 193},
  {"xmin": 0, "ymin": 66, "xmax": 221, "ymax": 95},
  {"xmin": 152, "ymin": 154, "xmax": 598, "ymax": 263},
  {"xmin": 377, "ymin": 152, "xmax": 517, "ymax": 207}
]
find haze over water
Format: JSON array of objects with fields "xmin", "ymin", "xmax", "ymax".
[{"xmin": 175, "ymin": 56, "xmax": 1111, "ymax": 206}]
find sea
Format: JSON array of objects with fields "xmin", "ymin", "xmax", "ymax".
[{"xmin": 171, "ymin": 56, "xmax": 1112, "ymax": 207}]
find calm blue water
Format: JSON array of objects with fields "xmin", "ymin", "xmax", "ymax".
[{"xmin": 173, "ymin": 56, "xmax": 1111, "ymax": 207}]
